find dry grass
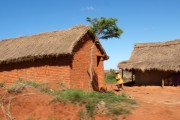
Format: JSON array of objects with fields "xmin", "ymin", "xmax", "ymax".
[{"xmin": 0, "ymin": 25, "xmax": 108, "ymax": 65}]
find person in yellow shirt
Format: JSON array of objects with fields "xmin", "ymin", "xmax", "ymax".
[{"xmin": 115, "ymin": 71, "xmax": 124, "ymax": 91}]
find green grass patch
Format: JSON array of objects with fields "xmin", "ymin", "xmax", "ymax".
[
  {"xmin": 17, "ymin": 78, "xmax": 53, "ymax": 94},
  {"xmin": 105, "ymin": 78, "xmax": 117, "ymax": 83},
  {"xmin": 7, "ymin": 78, "xmax": 53, "ymax": 94},
  {"xmin": 54, "ymin": 89, "xmax": 136, "ymax": 117}
]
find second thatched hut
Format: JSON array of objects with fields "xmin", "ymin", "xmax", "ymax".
[{"xmin": 118, "ymin": 39, "xmax": 180, "ymax": 86}]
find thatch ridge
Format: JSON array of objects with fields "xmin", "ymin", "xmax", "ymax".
[
  {"xmin": 135, "ymin": 39, "xmax": 180, "ymax": 47},
  {"xmin": 118, "ymin": 39, "xmax": 180, "ymax": 72},
  {"xmin": 0, "ymin": 25, "xmax": 108, "ymax": 65}
]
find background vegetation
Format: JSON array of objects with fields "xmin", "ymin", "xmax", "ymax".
[{"xmin": 105, "ymin": 69, "xmax": 117, "ymax": 83}]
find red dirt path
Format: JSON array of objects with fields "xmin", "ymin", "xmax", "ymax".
[{"xmin": 108, "ymin": 85, "xmax": 180, "ymax": 120}]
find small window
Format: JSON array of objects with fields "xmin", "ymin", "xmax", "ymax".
[{"xmin": 97, "ymin": 56, "xmax": 101, "ymax": 66}]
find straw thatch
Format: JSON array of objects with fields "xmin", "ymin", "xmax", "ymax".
[
  {"xmin": 118, "ymin": 39, "xmax": 180, "ymax": 72},
  {"xmin": 0, "ymin": 25, "xmax": 108, "ymax": 65}
]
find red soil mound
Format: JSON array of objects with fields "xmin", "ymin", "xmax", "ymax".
[
  {"xmin": 0, "ymin": 87, "xmax": 112, "ymax": 120},
  {"xmin": 0, "ymin": 87, "xmax": 79, "ymax": 120}
]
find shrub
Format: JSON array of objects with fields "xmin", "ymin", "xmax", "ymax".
[
  {"xmin": 109, "ymin": 107, "xmax": 130, "ymax": 115},
  {"xmin": 0, "ymin": 83, "xmax": 4, "ymax": 87},
  {"xmin": 105, "ymin": 69, "xmax": 117, "ymax": 83},
  {"xmin": 26, "ymin": 117, "xmax": 33, "ymax": 120},
  {"xmin": 18, "ymin": 78, "xmax": 41, "ymax": 88},
  {"xmin": 40, "ymin": 86, "xmax": 53, "ymax": 94},
  {"xmin": 85, "ymin": 100, "xmax": 98, "ymax": 117},
  {"xmin": 79, "ymin": 108, "xmax": 87, "ymax": 120},
  {"xmin": 7, "ymin": 82, "xmax": 26, "ymax": 93},
  {"xmin": 47, "ymin": 118, "xmax": 58, "ymax": 120}
]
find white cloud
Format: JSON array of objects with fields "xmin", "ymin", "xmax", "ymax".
[{"xmin": 81, "ymin": 6, "xmax": 95, "ymax": 11}]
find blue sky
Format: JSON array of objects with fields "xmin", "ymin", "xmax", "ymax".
[{"xmin": 0, "ymin": 0, "xmax": 180, "ymax": 69}]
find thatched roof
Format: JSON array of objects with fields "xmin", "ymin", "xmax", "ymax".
[
  {"xmin": 118, "ymin": 39, "xmax": 180, "ymax": 72},
  {"xmin": 0, "ymin": 25, "xmax": 108, "ymax": 65}
]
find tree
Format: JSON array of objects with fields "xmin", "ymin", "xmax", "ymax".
[
  {"xmin": 86, "ymin": 17, "xmax": 123, "ymax": 39},
  {"xmin": 86, "ymin": 17, "xmax": 123, "ymax": 91}
]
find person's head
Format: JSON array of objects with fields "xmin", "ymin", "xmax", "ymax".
[{"xmin": 115, "ymin": 71, "xmax": 119, "ymax": 74}]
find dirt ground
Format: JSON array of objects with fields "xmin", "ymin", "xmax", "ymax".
[
  {"xmin": 0, "ymin": 87, "xmax": 80, "ymax": 120},
  {"xmin": 117, "ymin": 86, "xmax": 180, "ymax": 120},
  {"xmin": 0, "ymin": 85, "xmax": 179, "ymax": 120}
]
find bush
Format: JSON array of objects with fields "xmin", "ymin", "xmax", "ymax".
[
  {"xmin": 47, "ymin": 118, "xmax": 58, "ymax": 120},
  {"xmin": 0, "ymin": 83, "xmax": 4, "ymax": 87},
  {"xmin": 105, "ymin": 77, "xmax": 117, "ymax": 83},
  {"xmin": 7, "ymin": 83, "xmax": 26, "ymax": 93},
  {"xmin": 79, "ymin": 108, "xmax": 87, "ymax": 120},
  {"xmin": 26, "ymin": 117, "xmax": 33, "ymax": 120},
  {"xmin": 110, "ymin": 107, "xmax": 130, "ymax": 115},
  {"xmin": 105, "ymin": 69, "xmax": 117, "ymax": 83},
  {"xmin": 18, "ymin": 78, "xmax": 41, "ymax": 88}
]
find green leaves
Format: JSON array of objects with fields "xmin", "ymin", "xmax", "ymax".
[{"xmin": 86, "ymin": 17, "xmax": 123, "ymax": 39}]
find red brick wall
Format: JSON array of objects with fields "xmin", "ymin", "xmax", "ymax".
[
  {"xmin": 0, "ymin": 57, "xmax": 71, "ymax": 88},
  {"xmin": 135, "ymin": 70, "xmax": 174, "ymax": 85},
  {"xmin": 70, "ymin": 35, "xmax": 106, "ymax": 90},
  {"xmin": 0, "ymin": 36, "xmax": 106, "ymax": 90}
]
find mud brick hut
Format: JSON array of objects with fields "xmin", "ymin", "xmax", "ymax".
[
  {"xmin": 118, "ymin": 39, "xmax": 180, "ymax": 86},
  {"xmin": 0, "ymin": 25, "xmax": 109, "ymax": 90}
]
